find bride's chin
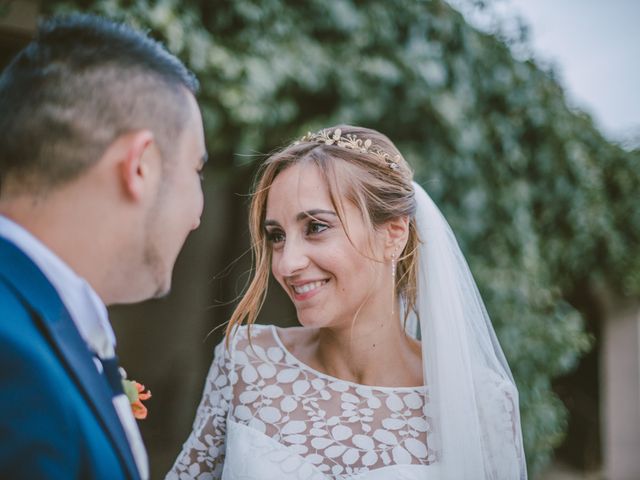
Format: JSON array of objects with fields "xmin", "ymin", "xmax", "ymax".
[
  {"xmin": 295, "ymin": 316, "xmax": 319, "ymax": 328},
  {"xmin": 295, "ymin": 312, "xmax": 329, "ymax": 329}
]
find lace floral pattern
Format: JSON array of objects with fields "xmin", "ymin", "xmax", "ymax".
[{"xmin": 167, "ymin": 325, "xmax": 435, "ymax": 479}]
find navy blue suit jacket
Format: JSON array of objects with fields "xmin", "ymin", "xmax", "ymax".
[{"xmin": 0, "ymin": 236, "xmax": 140, "ymax": 479}]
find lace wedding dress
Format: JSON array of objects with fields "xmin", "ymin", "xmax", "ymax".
[{"xmin": 167, "ymin": 325, "xmax": 521, "ymax": 480}]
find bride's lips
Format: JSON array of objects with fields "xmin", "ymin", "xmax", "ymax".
[{"xmin": 289, "ymin": 279, "xmax": 329, "ymax": 301}]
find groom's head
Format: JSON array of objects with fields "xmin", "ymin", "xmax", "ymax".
[
  {"xmin": 0, "ymin": 13, "xmax": 199, "ymax": 192},
  {"xmin": 0, "ymin": 14, "xmax": 207, "ymax": 303}
]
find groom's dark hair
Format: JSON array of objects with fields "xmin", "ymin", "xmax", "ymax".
[{"xmin": 0, "ymin": 13, "xmax": 199, "ymax": 194}]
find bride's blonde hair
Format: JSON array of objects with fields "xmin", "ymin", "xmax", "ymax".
[{"xmin": 225, "ymin": 125, "xmax": 419, "ymax": 343}]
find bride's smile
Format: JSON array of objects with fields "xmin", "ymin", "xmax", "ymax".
[{"xmin": 290, "ymin": 279, "xmax": 328, "ymax": 299}]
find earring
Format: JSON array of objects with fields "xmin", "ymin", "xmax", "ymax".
[
  {"xmin": 391, "ymin": 252, "xmax": 397, "ymax": 280},
  {"xmin": 391, "ymin": 247, "xmax": 398, "ymax": 316}
]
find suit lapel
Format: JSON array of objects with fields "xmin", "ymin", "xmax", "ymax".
[{"xmin": 0, "ymin": 237, "xmax": 140, "ymax": 480}]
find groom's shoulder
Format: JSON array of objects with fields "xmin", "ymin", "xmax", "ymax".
[
  {"xmin": 0, "ymin": 276, "xmax": 33, "ymax": 334},
  {"xmin": 0, "ymin": 278, "xmax": 58, "ymax": 374},
  {"xmin": 0, "ymin": 277, "xmax": 68, "ymax": 393}
]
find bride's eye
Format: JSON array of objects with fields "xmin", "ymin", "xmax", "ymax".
[
  {"xmin": 307, "ymin": 221, "xmax": 329, "ymax": 236},
  {"xmin": 265, "ymin": 229, "xmax": 285, "ymax": 245}
]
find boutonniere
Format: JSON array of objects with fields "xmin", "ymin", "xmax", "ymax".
[{"xmin": 121, "ymin": 371, "xmax": 152, "ymax": 420}]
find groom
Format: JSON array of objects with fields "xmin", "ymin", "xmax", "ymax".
[{"xmin": 0, "ymin": 14, "xmax": 206, "ymax": 480}]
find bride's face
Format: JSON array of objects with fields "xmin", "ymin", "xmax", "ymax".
[{"xmin": 265, "ymin": 162, "xmax": 388, "ymax": 329}]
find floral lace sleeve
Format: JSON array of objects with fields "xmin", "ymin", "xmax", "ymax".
[
  {"xmin": 478, "ymin": 369, "xmax": 526, "ymax": 480},
  {"xmin": 166, "ymin": 341, "xmax": 236, "ymax": 480}
]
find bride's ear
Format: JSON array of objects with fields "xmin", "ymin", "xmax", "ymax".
[{"xmin": 383, "ymin": 216, "xmax": 410, "ymax": 260}]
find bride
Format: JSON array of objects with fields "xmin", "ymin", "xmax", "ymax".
[{"xmin": 167, "ymin": 125, "xmax": 527, "ymax": 479}]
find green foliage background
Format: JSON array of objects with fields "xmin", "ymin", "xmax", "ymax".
[{"xmin": 46, "ymin": 0, "xmax": 640, "ymax": 475}]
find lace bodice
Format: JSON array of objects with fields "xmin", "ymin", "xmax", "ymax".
[{"xmin": 167, "ymin": 325, "xmax": 436, "ymax": 479}]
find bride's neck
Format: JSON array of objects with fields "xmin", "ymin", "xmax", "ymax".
[{"xmin": 310, "ymin": 311, "xmax": 422, "ymax": 387}]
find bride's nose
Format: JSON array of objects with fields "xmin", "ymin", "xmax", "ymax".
[{"xmin": 276, "ymin": 237, "xmax": 310, "ymax": 276}]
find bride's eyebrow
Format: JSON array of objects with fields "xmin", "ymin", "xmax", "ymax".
[
  {"xmin": 263, "ymin": 219, "xmax": 281, "ymax": 228},
  {"xmin": 264, "ymin": 209, "xmax": 337, "ymax": 228},
  {"xmin": 296, "ymin": 209, "xmax": 337, "ymax": 221}
]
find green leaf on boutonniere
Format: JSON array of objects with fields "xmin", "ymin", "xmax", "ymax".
[{"xmin": 122, "ymin": 379, "xmax": 139, "ymax": 404}]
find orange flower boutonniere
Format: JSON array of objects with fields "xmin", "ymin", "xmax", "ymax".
[{"xmin": 122, "ymin": 378, "xmax": 152, "ymax": 420}]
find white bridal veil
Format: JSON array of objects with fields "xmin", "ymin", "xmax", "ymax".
[{"xmin": 407, "ymin": 182, "xmax": 527, "ymax": 479}]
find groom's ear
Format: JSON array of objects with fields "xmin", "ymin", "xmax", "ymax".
[
  {"xmin": 106, "ymin": 129, "xmax": 160, "ymax": 202},
  {"xmin": 383, "ymin": 215, "xmax": 410, "ymax": 260}
]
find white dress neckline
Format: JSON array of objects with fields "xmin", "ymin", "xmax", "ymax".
[{"xmin": 267, "ymin": 325, "xmax": 427, "ymax": 393}]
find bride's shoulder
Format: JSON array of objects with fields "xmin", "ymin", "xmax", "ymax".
[
  {"xmin": 476, "ymin": 367, "xmax": 518, "ymax": 396},
  {"xmin": 474, "ymin": 368, "xmax": 519, "ymax": 421},
  {"xmin": 221, "ymin": 324, "xmax": 314, "ymax": 364},
  {"xmin": 273, "ymin": 325, "xmax": 316, "ymax": 356},
  {"xmin": 228, "ymin": 323, "xmax": 279, "ymax": 350}
]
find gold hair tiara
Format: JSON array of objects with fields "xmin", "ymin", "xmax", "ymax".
[{"xmin": 295, "ymin": 128, "xmax": 400, "ymax": 170}]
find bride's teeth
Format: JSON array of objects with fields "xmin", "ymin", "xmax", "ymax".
[{"xmin": 293, "ymin": 280, "xmax": 326, "ymax": 294}]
